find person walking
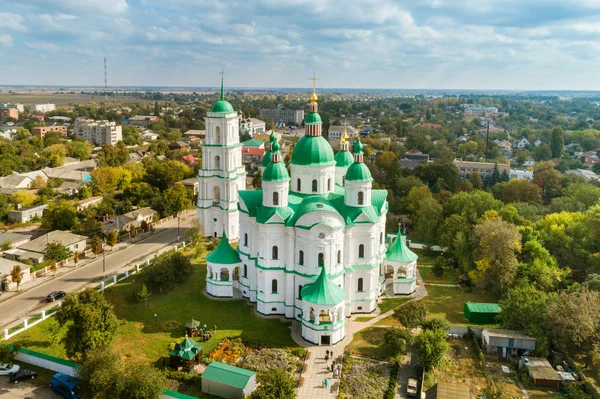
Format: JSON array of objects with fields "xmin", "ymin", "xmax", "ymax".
[{"xmin": 324, "ymin": 379, "xmax": 329, "ymax": 388}]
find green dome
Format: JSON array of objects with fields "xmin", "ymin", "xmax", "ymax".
[
  {"xmin": 334, "ymin": 150, "xmax": 354, "ymax": 167},
  {"xmin": 263, "ymin": 161, "xmax": 290, "ymax": 182},
  {"xmin": 345, "ymin": 162, "xmax": 372, "ymax": 182},
  {"xmin": 386, "ymin": 231, "xmax": 418, "ymax": 263},
  {"xmin": 291, "ymin": 135, "xmax": 334, "ymax": 166},
  {"xmin": 301, "ymin": 267, "xmax": 346, "ymax": 306},
  {"xmin": 272, "ymin": 140, "xmax": 280, "ymax": 153},
  {"xmin": 211, "ymin": 100, "xmax": 234, "ymax": 113},
  {"xmin": 206, "ymin": 231, "xmax": 241, "ymax": 264},
  {"xmin": 353, "ymin": 139, "xmax": 364, "ymax": 154},
  {"xmin": 261, "ymin": 151, "xmax": 272, "ymax": 167},
  {"xmin": 305, "ymin": 112, "xmax": 322, "ymax": 124}
]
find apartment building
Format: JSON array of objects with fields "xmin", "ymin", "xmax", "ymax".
[
  {"xmin": 30, "ymin": 103, "xmax": 56, "ymax": 113},
  {"xmin": 0, "ymin": 106, "xmax": 19, "ymax": 120},
  {"xmin": 259, "ymin": 108, "xmax": 304, "ymax": 125},
  {"xmin": 74, "ymin": 119, "xmax": 123, "ymax": 146},
  {"xmin": 31, "ymin": 126, "xmax": 67, "ymax": 138},
  {"xmin": 453, "ymin": 159, "xmax": 510, "ymax": 179}
]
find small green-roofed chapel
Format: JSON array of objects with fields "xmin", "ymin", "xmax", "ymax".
[
  {"xmin": 169, "ymin": 336, "xmax": 203, "ymax": 371},
  {"xmin": 464, "ymin": 302, "xmax": 502, "ymax": 324}
]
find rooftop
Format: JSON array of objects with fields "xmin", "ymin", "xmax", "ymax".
[
  {"xmin": 484, "ymin": 328, "xmax": 535, "ymax": 340},
  {"xmin": 465, "ymin": 302, "xmax": 502, "ymax": 313},
  {"xmin": 201, "ymin": 362, "xmax": 255, "ymax": 389},
  {"xmin": 18, "ymin": 230, "xmax": 87, "ymax": 254}
]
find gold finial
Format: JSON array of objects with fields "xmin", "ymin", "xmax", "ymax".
[
  {"xmin": 341, "ymin": 119, "xmax": 349, "ymax": 144},
  {"xmin": 309, "ymin": 72, "xmax": 319, "ymax": 104}
]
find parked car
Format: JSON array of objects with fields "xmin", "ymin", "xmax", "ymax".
[
  {"xmin": 51, "ymin": 372, "xmax": 80, "ymax": 399},
  {"xmin": 407, "ymin": 377, "xmax": 419, "ymax": 397},
  {"xmin": 9, "ymin": 369, "xmax": 37, "ymax": 383},
  {"xmin": 0, "ymin": 363, "xmax": 20, "ymax": 375},
  {"xmin": 46, "ymin": 291, "xmax": 66, "ymax": 302}
]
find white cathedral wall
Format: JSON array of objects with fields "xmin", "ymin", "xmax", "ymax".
[
  {"xmin": 344, "ymin": 180, "xmax": 372, "ymax": 207},
  {"xmin": 262, "ymin": 181, "xmax": 290, "ymax": 207},
  {"xmin": 290, "ymin": 164, "xmax": 336, "ymax": 195},
  {"xmin": 335, "ymin": 166, "xmax": 349, "ymax": 187}
]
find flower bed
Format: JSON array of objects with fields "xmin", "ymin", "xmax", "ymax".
[
  {"xmin": 339, "ymin": 355, "xmax": 391, "ymax": 399},
  {"xmin": 238, "ymin": 347, "xmax": 303, "ymax": 374},
  {"xmin": 209, "ymin": 338, "xmax": 251, "ymax": 364}
]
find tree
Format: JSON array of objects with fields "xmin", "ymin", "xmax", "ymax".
[
  {"xmin": 393, "ymin": 302, "xmax": 427, "ymax": 330},
  {"xmin": 444, "ymin": 190, "xmax": 502, "ymax": 224},
  {"xmin": 129, "ymin": 224, "xmax": 136, "ymax": 241},
  {"xmin": 550, "ymin": 126, "xmax": 564, "ymax": 158},
  {"xmin": 144, "ymin": 159, "xmax": 189, "ymax": 190},
  {"xmin": 136, "ymin": 284, "xmax": 152, "ymax": 307},
  {"xmin": 533, "ymin": 164, "xmax": 563, "ymax": 202},
  {"xmin": 55, "ymin": 288, "xmax": 118, "ymax": 360},
  {"xmin": 77, "ymin": 185, "xmax": 90, "ymax": 199},
  {"xmin": 42, "ymin": 144, "xmax": 67, "ymax": 167},
  {"xmin": 45, "ymin": 242, "xmax": 72, "ymax": 262},
  {"xmin": 141, "ymin": 220, "xmax": 149, "ymax": 233},
  {"xmin": 144, "ymin": 258, "xmax": 176, "ymax": 293},
  {"xmin": 73, "ymin": 251, "xmax": 79, "ymax": 266},
  {"xmin": 170, "ymin": 252, "xmax": 194, "ymax": 281},
  {"xmin": 159, "ymin": 184, "xmax": 192, "ymax": 216},
  {"xmin": 67, "ymin": 140, "xmax": 94, "ymax": 160},
  {"xmin": 422, "ymin": 318, "xmax": 450, "ymax": 332},
  {"xmin": 11, "ymin": 190, "xmax": 37, "ymax": 208},
  {"xmin": 78, "ymin": 348, "xmax": 166, "ymax": 399},
  {"xmin": 416, "ymin": 329, "xmax": 448, "ymax": 370},
  {"xmin": 471, "ymin": 217, "xmax": 521, "ymax": 295},
  {"xmin": 49, "ymin": 260, "xmax": 58, "ymax": 276},
  {"xmin": 252, "ymin": 170, "xmax": 262, "ymax": 189},
  {"xmin": 501, "ymin": 179, "xmax": 542, "ymax": 204},
  {"xmin": 383, "ymin": 327, "xmax": 413, "ymax": 355},
  {"xmin": 96, "ymin": 144, "xmax": 129, "ymax": 167},
  {"xmin": 469, "ymin": 171, "xmax": 483, "ymax": 190},
  {"xmin": 42, "ymin": 201, "xmax": 79, "ymax": 231},
  {"xmin": 107, "ymin": 230, "xmax": 118, "ymax": 250},
  {"xmin": 91, "ymin": 236, "xmax": 103, "ymax": 258},
  {"xmin": 499, "ymin": 283, "xmax": 550, "ymax": 332},
  {"xmin": 546, "ymin": 287, "xmax": 600, "ymax": 354},
  {"xmin": 250, "ymin": 369, "xmax": 296, "ymax": 399},
  {"xmin": 91, "ymin": 166, "xmax": 132, "ymax": 195},
  {"xmin": 10, "ymin": 265, "xmax": 22, "ymax": 291}
]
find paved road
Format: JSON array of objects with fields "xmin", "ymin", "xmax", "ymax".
[
  {"xmin": 0, "ymin": 213, "xmax": 197, "ymax": 328},
  {"xmin": 0, "ymin": 377, "xmax": 61, "ymax": 399}
]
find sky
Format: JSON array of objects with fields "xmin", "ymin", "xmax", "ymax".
[{"xmin": 2, "ymin": 0, "xmax": 600, "ymax": 90}]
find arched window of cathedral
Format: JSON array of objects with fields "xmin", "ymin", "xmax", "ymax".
[
  {"xmin": 271, "ymin": 279, "xmax": 278, "ymax": 293},
  {"xmin": 327, "ymin": 178, "xmax": 332, "ymax": 191},
  {"xmin": 244, "ymin": 233, "xmax": 248, "ymax": 247},
  {"xmin": 336, "ymin": 250, "xmax": 341, "ymax": 264},
  {"xmin": 243, "ymin": 264, "xmax": 247, "ymax": 278},
  {"xmin": 358, "ymin": 244, "xmax": 365, "ymax": 258},
  {"xmin": 215, "ymin": 126, "xmax": 221, "ymax": 143},
  {"xmin": 380, "ymin": 232, "xmax": 383, "ymax": 244},
  {"xmin": 309, "ymin": 308, "xmax": 315, "ymax": 322},
  {"xmin": 273, "ymin": 191, "xmax": 279, "ymax": 206},
  {"xmin": 342, "ymin": 175, "xmax": 346, "ymax": 186},
  {"xmin": 272, "ymin": 246, "xmax": 278, "ymax": 260},
  {"xmin": 215, "ymin": 155, "xmax": 221, "ymax": 169},
  {"xmin": 298, "ymin": 285, "xmax": 303, "ymax": 299},
  {"xmin": 297, "ymin": 178, "xmax": 301, "ymax": 191},
  {"xmin": 312, "ymin": 179, "xmax": 318, "ymax": 193},
  {"xmin": 299, "ymin": 250, "xmax": 304, "ymax": 265},
  {"xmin": 220, "ymin": 268, "xmax": 229, "ymax": 281},
  {"xmin": 358, "ymin": 191, "xmax": 364, "ymax": 205},
  {"xmin": 358, "ymin": 277, "xmax": 364, "ymax": 292},
  {"xmin": 213, "ymin": 186, "xmax": 220, "ymax": 204},
  {"xmin": 318, "ymin": 253, "xmax": 325, "ymax": 267}
]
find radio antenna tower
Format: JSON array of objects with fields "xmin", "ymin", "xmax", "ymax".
[{"xmin": 104, "ymin": 57, "xmax": 108, "ymax": 100}]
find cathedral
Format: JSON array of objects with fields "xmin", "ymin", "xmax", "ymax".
[{"xmin": 200, "ymin": 77, "xmax": 418, "ymax": 346}]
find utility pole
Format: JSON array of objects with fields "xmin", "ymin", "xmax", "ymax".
[
  {"xmin": 104, "ymin": 57, "xmax": 108, "ymax": 101},
  {"xmin": 485, "ymin": 120, "xmax": 490, "ymax": 162},
  {"xmin": 102, "ymin": 237, "xmax": 106, "ymax": 279},
  {"xmin": 177, "ymin": 214, "xmax": 180, "ymax": 242}
]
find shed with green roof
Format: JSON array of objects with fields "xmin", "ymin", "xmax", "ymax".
[
  {"xmin": 464, "ymin": 302, "xmax": 501, "ymax": 324},
  {"xmin": 201, "ymin": 362, "xmax": 257, "ymax": 399}
]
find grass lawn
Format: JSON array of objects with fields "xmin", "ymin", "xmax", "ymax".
[
  {"xmin": 378, "ymin": 297, "xmax": 412, "ymax": 314},
  {"xmin": 354, "ymin": 316, "xmax": 376, "ymax": 322},
  {"xmin": 346, "ymin": 327, "xmax": 396, "ymax": 359},
  {"xmin": 376, "ymin": 285, "xmax": 498, "ymax": 327},
  {"xmin": 418, "ymin": 266, "xmax": 458, "ymax": 284},
  {"xmin": 9, "ymin": 254, "xmax": 297, "ymax": 368}
]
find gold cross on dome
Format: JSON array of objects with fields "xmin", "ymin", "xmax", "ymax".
[
  {"xmin": 309, "ymin": 72, "xmax": 319, "ymax": 90},
  {"xmin": 220, "ymin": 69, "xmax": 225, "ymax": 80}
]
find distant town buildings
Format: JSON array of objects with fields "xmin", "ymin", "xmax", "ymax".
[
  {"xmin": 74, "ymin": 119, "xmax": 123, "ymax": 146},
  {"xmin": 239, "ymin": 117, "xmax": 266, "ymax": 137},
  {"xmin": 0, "ymin": 105, "xmax": 19, "ymax": 120},
  {"xmin": 515, "ymin": 137, "xmax": 530, "ymax": 149},
  {"xmin": 566, "ymin": 169, "xmax": 600, "ymax": 182},
  {"xmin": 128, "ymin": 115, "xmax": 159, "ymax": 128},
  {"xmin": 259, "ymin": 108, "xmax": 304, "ymax": 125},
  {"xmin": 30, "ymin": 103, "xmax": 56, "ymax": 113},
  {"xmin": 8, "ymin": 204, "xmax": 49, "ymax": 224},
  {"xmin": 463, "ymin": 104, "xmax": 509, "ymax": 118},
  {"xmin": 1, "ymin": 103, "xmax": 24, "ymax": 113},
  {"xmin": 453, "ymin": 159, "xmax": 510, "ymax": 179},
  {"xmin": 327, "ymin": 125, "xmax": 358, "ymax": 141},
  {"xmin": 510, "ymin": 169, "xmax": 534, "ymax": 181},
  {"xmin": 31, "ymin": 126, "xmax": 67, "ymax": 138}
]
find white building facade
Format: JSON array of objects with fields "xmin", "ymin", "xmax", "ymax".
[
  {"xmin": 197, "ymin": 79, "xmax": 246, "ymax": 241},
  {"xmin": 74, "ymin": 119, "xmax": 123, "ymax": 145},
  {"xmin": 205, "ymin": 86, "xmax": 417, "ymax": 346},
  {"xmin": 31, "ymin": 103, "xmax": 56, "ymax": 113}
]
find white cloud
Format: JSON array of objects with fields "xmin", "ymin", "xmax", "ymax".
[
  {"xmin": 25, "ymin": 41, "xmax": 60, "ymax": 51},
  {"xmin": 0, "ymin": 12, "xmax": 27, "ymax": 32},
  {"xmin": 53, "ymin": 0, "xmax": 129, "ymax": 15},
  {"xmin": 0, "ymin": 34, "xmax": 13, "ymax": 47},
  {"xmin": 145, "ymin": 27, "xmax": 194, "ymax": 42}
]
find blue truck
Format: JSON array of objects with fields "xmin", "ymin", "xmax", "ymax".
[{"xmin": 51, "ymin": 372, "xmax": 80, "ymax": 399}]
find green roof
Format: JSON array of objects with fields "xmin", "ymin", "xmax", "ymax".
[
  {"xmin": 184, "ymin": 319, "xmax": 201, "ymax": 328},
  {"xmin": 211, "ymin": 78, "xmax": 234, "ymax": 113},
  {"xmin": 334, "ymin": 150, "xmax": 354, "ymax": 167},
  {"xmin": 261, "ymin": 151, "xmax": 272, "ymax": 167},
  {"xmin": 242, "ymin": 138, "xmax": 264, "ymax": 147},
  {"xmin": 206, "ymin": 231, "xmax": 241, "ymax": 264},
  {"xmin": 386, "ymin": 232, "xmax": 418, "ymax": 263},
  {"xmin": 301, "ymin": 266, "xmax": 346, "ymax": 305},
  {"xmin": 291, "ymin": 135, "xmax": 335, "ymax": 166},
  {"xmin": 202, "ymin": 362, "xmax": 256, "ymax": 389},
  {"xmin": 464, "ymin": 302, "xmax": 502, "ymax": 313},
  {"xmin": 354, "ymin": 139, "xmax": 364, "ymax": 154},
  {"xmin": 288, "ymin": 196, "xmax": 341, "ymax": 227},
  {"xmin": 169, "ymin": 337, "xmax": 203, "ymax": 360},
  {"xmin": 256, "ymin": 206, "xmax": 295, "ymax": 224},
  {"xmin": 262, "ymin": 161, "xmax": 290, "ymax": 182},
  {"xmin": 345, "ymin": 162, "xmax": 372, "ymax": 182},
  {"xmin": 305, "ymin": 112, "xmax": 322, "ymax": 124}
]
